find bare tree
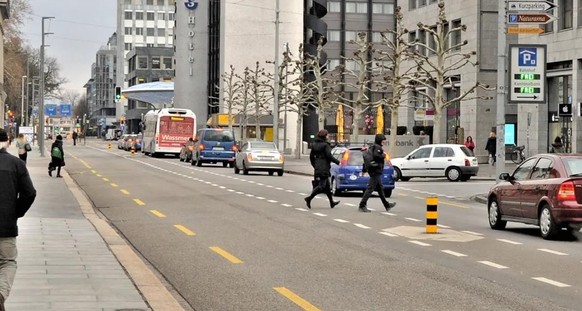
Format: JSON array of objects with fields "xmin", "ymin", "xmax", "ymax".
[
  {"xmin": 233, "ymin": 67, "xmax": 253, "ymax": 143},
  {"xmin": 217, "ymin": 65, "xmax": 242, "ymax": 133},
  {"xmin": 411, "ymin": 1, "xmax": 491, "ymax": 144},
  {"xmin": 247, "ymin": 61, "xmax": 273, "ymax": 140},
  {"xmin": 73, "ymin": 94, "xmax": 90, "ymax": 119}
]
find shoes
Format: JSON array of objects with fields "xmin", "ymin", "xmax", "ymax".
[
  {"xmin": 304, "ymin": 197, "xmax": 312, "ymax": 209},
  {"xmin": 358, "ymin": 207, "xmax": 371, "ymax": 213},
  {"xmin": 384, "ymin": 202, "xmax": 396, "ymax": 211},
  {"xmin": 330, "ymin": 201, "xmax": 340, "ymax": 208},
  {"xmin": 56, "ymin": 175, "xmax": 63, "ymax": 178},
  {"xmin": 48, "ymin": 170, "xmax": 52, "ymax": 177}
]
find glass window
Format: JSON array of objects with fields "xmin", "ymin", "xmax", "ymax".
[
  {"xmin": 345, "ymin": 31, "xmax": 358, "ymax": 42},
  {"xmin": 512, "ymin": 158, "xmax": 537, "ymax": 181},
  {"xmin": 158, "ymin": 12, "xmax": 166, "ymax": 20},
  {"xmin": 157, "ymin": 0, "xmax": 165, "ymax": 5},
  {"xmin": 559, "ymin": 0, "xmax": 573, "ymax": 30},
  {"xmin": 563, "ymin": 158, "xmax": 582, "ymax": 176},
  {"xmin": 579, "ymin": 0, "xmax": 582, "ymax": 27},
  {"xmin": 124, "ymin": 11, "xmax": 133, "ymax": 20},
  {"xmin": 460, "ymin": 146, "xmax": 473, "ymax": 157},
  {"xmin": 347, "ymin": 151, "xmax": 365, "ymax": 166},
  {"xmin": 136, "ymin": 28, "xmax": 144, "ymax": 35},
  {"xmin": 203, "ymin": 130, "xmax": 234, "ymax": 142},
  {"xmin": 531, "ymin": 158, "xmax": 554, "ymax": 179},
  {"xmin": 124, "ymin": 27, "xmax": 133, "ymax": 35},
  {"xmin": 346, "ymin": 2, "xmax": 356, "ymax": 13},
  {"xmin": 138, "ymin": 56, "xmax": 148, "ymax": 69},
  {"xmin": 135, "ymin": 11, "xmax": 144, "ymax": 20},
  {"xmin": 451, "ymin": 20, "xmax": 462, "ymax": 51},
  {"xmin": 147, "ymin": 12, "xmax": 155, "ymax": 20},
  {"xmin": 250, "ymin": 142, "xmax": 277, "ymax": 150},
  {"xmin": 409, "ymin": 147, "xmax": 432, "ymax": 159},
  {"xmin": 146, "ymin": 0, "xmax": 154, "ymax": 5},
  {"xmin": 372, "ymin": 31, "xmax": 382, "ymax": 43},
  {"xmin": 147, "ymin": 28, "xmax": 155, "ymax": 36},
  {"xmin": 169, "ymin": 13, "xmax": 175, "ymax": 20},
  {"xmin": 409, "ymin": 0, "xmax": 417, "ymax": 10},
  {"xmin": 433, "ymin": 147, "xmax": 450, "ymax": 158},
  {"xmin": 158, "ymin": 28, "xmax": 165, "ymax": 36},
  {"xmin": 151, "ymin": 56, "xmax": 161, "ymax": 69},
  {"xmin": 328, "ymin": 59, "xmax": 340, "ymax": 70},
  {"xmin": 428, "ymin": 26, "xmax": 436, "ymax": 54},
  {"xmin": 327, "ymin": 30, "xmax": 341, "ymax": 42},
  {"xmin": 163, "ymin": 57, "xmax": 173, "ymax": 69},
  {"xmin": 419, "ymin": 0, "xmax": 427, "ymax": 6},
  {"xmin": 328, "ymin": 1, "xmax": 341, "ymax": 13},
  {"xmin": 356, "ymin": 3, "xmax": 367, "ymax": 13}
]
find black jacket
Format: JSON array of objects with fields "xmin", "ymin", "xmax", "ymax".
[
  {"xmin": 51, "ymin": 140, "xmax": 64, "ymax": 164},
  {"xmin": 485, "ymin": 137, "xmax": 496, "ymax": 154},
  {"xmin": 365, "ymin": 143, "xmax": 386, "ymax": 176},
  {"xmin": 310, "ymin": 138, "xmax": 339, "ymax": 177},
  {"xmin": 0, "ymin": 149, "xmax": 36, "ymax": 237}
]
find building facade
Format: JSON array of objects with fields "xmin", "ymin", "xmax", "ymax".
[{"xmin": 116, "ymin": 0, "xmax": 175, "ymax": 120}]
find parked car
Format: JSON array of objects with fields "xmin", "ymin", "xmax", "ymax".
[
  {"xmin": 329, "ymin": 145, "xmax": 395, "ymax": 197},
  {"xmin": 123, "ymin": 134, "xmax": 138, "ymax": 151},
  {"xmin": 234, "ymin": 140, "xmax": 284, "ymax": 176},
  {"xmin": 118, "ymin": 134, "xmax": 129, "ymax": 149},
  {"xmin": 129, "ymin": 134, "xmax": 142, "ymax": 151},
  {"xmin": 179, "ymin": 138, "xmax": 196, "ymax": 162},
  {"xmin": 487, "ymin": 154, "xmax": 582, "ymax": 239},
  {"xmin": 191, "ymin": 128, "xmax": 237, "ymax": 167},
  {"xmin": 390, "ymin": 144, "xmax": 478, "ymax": 182}
]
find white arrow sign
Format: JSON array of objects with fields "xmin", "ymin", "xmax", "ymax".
[{"xmin": 508, "ymin": 1, "xmax": 557, "ymax": 12}]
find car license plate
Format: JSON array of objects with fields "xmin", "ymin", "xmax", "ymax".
[
  {"xmin": 213, "ymin": 146, "xmax": 224, "ymax": 150},
  {"xmin": 349, "ymin": 174, "xmax": 358, "ymax": 180}
]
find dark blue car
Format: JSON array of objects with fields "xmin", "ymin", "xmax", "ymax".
[{"xmin": 330, "ymin": 146, "xmax": 395, "ymax": 197}]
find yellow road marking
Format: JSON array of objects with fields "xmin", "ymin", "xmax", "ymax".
[
  {"xmin": 150, "ymin": 210, "xmax": 166, "ymax": 218},
  {"xmin": 102, "ymin": 178, "xmax": 109, "ymax": 182},
  {"xmin": 210, "ymin": 246, "xmax": 243, "ymax": 264},
  {"xmin": 273, "ymin": 287, "xmax": 321, "ymax": 311},
  {"xmin": 133, "ymin": 199, "xmax": 146, "ymax": 206},
  {"xmin": 174, "ymin": 225, "xmax": 196, "ymax": 236},
  {"xmin": 91, "ymin": 170, "xmax": 97, "ymax": 174},
  {"xmin": 110, "ymin": 183, "xmax": 118, "ymax": 187},
  {"xmin": 120, "ymin": 189, "xmax": 130, "ymax": 195}
]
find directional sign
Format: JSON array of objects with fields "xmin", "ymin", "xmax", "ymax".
[
  {"xmin": 507, "ymin": 27, "xmax": 544, "ymax": 34},
  {"xmin": 508, "ymin": 13, "xmax": 556, "ymax": 24},
  {"xmin": 559, "ymin": 104, "xmax": 572, "ymax": 117},
  {"xmin": 508, "ymin": 1, "xmax": 557, "ymax": 12},
  {"xmin": 509, "ymin": 45, "xmax": 546, "ymax": 103}
]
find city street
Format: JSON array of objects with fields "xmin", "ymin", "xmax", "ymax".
[{"xmin": 63, "ymin": 140, "xmax": 582, "ymax": 310}]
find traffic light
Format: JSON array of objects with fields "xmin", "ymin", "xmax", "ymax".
[{"xmin": 115, "ymin": 86, "xmax": 122, "ymax": 101}]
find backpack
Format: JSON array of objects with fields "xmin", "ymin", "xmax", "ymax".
[
  {"xmin": 51, "ymin": 146, "xmax": 62, "ymax": 159},
  {"xmin": 362, "ymin": 146, "xmax": 377, "ymax": 172}
]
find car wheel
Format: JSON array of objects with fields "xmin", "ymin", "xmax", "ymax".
[
  {"xmin": 268, "ymin": 171, "xmax": 274, "ymax": 176},
  {"xmin": 446, "ymin": 167, "xmax": 462, "ymax": 182},
  {"xmin": 488, "ymin": 198, "xmax": 507, "ymax": 230},
  {"xmin": 331, "ymin": 178, "xmax": 342, "ymax": 196},
  {"xmin": 277, "ymin": 170, "xmax": 284, "ymax": 177},
  {"xmin": 539, "ymin": 205, "xmax": 558, "ymax": 240},
  {"xmin": 393, "ymin": 167, "xmax": 402, "ymax": 181},
  {"xmin": 234, "ymin": 162, "xmax": 240, "ymax": 174},
  {"xmin": 383, "ymin": 189, "xmax": 392, "ymax": 198},
  {"xmin": 242, "ymin": 162, "xmax": 249, "ymax": 175},
  {"xmin": 222, "ymin": 162, "xmax": 228, "ymax": 168}
]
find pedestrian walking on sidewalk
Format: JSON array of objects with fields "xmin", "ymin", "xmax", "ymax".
[
  {"xmin": 49, "ymin": 135, "xmax": 65, "ymax": 178},
  {"xmin": 0, "ymin": 128, "xmax": 37, "ymax": 311},
  {"xmin": 304, "ymin": 130, "xmax": 341, "ymax": 209},
  {"xmin": 464, "ymin": 135, "xmax": 475, "ymax": 155},
  {"xmin": 14, "ymin": 134, "xmax": 31, "ymax": 163},
  {"xmin": 72, "ymin": 131, "xmax": 78, "ymax": 146},
  {"xmin": 485, "ymin": 132, "xmax": 497, "ymax": 165},
  {"xmin": 550, "ymin": 136, "xmax": 564, "ymax": 153},
  {"xmin": 358, "ymin": 134, "xmax": 396, "ymax": 213}
]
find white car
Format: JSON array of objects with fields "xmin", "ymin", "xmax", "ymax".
[{"xmin": 391, "ymin": 144, "xmax": 479, "ymax": 182}]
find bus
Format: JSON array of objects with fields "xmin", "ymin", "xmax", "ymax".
[{"xmin": 142, "ymin": 108, "xmax": 196, "ymax": 157}]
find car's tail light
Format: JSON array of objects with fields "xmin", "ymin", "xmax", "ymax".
[
  {"xmin": 232, "ymin": 145, "xmax": 238, "ymax": 152},
  {"xmin": 464, "ymin": 159, "xmax": 470, "ymax": 166},
  {"xmin": 247, "ymin": 153, "xmax": 254, "ymax": 161},
  {"xmin": 188, "ymin": 146, "xmax": 194, "ymax": 151},
  {"xmin": 278, "ymin": 154, "xmax": 284, "ymax": 162},
  {"xmin": 340, "ymin": 151, "xmax": 350, "ymax": 166},
  {"xmin": 199, "ymin": 144, "xmax": 205, "ymax": 151},
  {"xmin": 557, "ymin": 181, "xmax": 576, "ymax": 201}
]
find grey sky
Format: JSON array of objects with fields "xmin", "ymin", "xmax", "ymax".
[{"xmin": 22, "ymin": 0, "xmax": 117, "ymax": 95}]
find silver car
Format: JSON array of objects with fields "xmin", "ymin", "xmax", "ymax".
[{"xmin": 234, "ymin": 141, "xmax": 285, "ymax": 176}]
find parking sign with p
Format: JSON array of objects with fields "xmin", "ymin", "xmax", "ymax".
[{"xmin": 518, "ymin": 48, "xmax": 537, "ymax": 66}]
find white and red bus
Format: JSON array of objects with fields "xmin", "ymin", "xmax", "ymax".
[{"xmin": 142, "ymin": 108, "xmax": 196, "ymax": 157}]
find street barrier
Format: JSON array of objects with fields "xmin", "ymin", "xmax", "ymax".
[
  {"xmin": 131, "ymin": 147, "xmax": 135, "ymax": 156},
  {"xmin": 108, "ymin": 143, "xmax": 111, "ymax": 149},
  {"xmin": 426, "ymin": 197, "xmax": 438, "ymax": 234}
]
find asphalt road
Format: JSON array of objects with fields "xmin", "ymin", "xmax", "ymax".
[{"xmin": 64, "ymin": 140, "xmax": 582, "ymax": 310}]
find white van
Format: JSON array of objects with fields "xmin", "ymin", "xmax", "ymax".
[{"xmin": 105, "ymin": 129, "xmax": 121, "ymax": 140}]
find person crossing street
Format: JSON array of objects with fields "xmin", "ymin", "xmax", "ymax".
[
  {"xmin": 358, "ymin": 134, "xmax": 396, "ymax": 213},
  {"xmin": 304, "ymin": 130, "xmax": 341, "ymax": 209}
]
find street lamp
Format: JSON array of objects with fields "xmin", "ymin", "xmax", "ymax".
[{"xmin": 20, "ymin": 75, "xmax": 27, "ymax": 127}]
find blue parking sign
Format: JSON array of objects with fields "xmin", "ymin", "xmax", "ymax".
[{"xmin": 518, "ymin": 48, "xmax": 537, "ymax": 67}]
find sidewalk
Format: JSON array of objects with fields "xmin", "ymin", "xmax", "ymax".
[
  {"xmin": 283, "ymin": 154, "xmax": 518, "ymax": 180},
  {"xmin": 5, "ymin": 146, "xmax": 184, "ymax": 310}
]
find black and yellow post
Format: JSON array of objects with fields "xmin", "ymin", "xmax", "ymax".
[
  {"xmin": 108, "ymin": 143, "xmax": 111, "ymax": 149},
  {"xmin": 426, "ymin": 197, "xmax": 438, "ymax": 234},
  {"xmin": 130, "ymin": 147, "xmax": 135, "ymax": 156}
]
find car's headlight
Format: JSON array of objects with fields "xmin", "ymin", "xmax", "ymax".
[{"xmin": 278, "ymin": 154, "xmax": 284, "ymax": 163}]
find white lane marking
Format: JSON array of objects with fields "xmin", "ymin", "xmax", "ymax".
[
  {"xmin": 405, "ymin": 217, "xmax": 422, "ymax": 222},
  {"xmin": 532, "ymin": 277, "xmax": 571, "ymax": 288},
  {"xmin": 246, "ymin": 194, "xmax": 254, "ymax": 197},
  {"xmin": 368, "ymin": 208, "xmax": 376, "ymax": 211},
  {"xmin": 286, "ymin": 189, "xmax": 295, "ymax": 193},
  {"xmin": 281, "ymin": 204, "xmax": 292, "ymax": 207},
  {"xmin": 497, "ymin": 239, "xmax": 523, "ymax": 245},
  {"xmin": 344, "ymin": 203, "xmax": 356, "ymax": 207},
  {"xmin": 227, "ymin": 189, "xmax": 235, "ymax": 192},
  {"xmin": 236, "ymin": 191, "xmax": 244, "ymax": 195},
  {"xmin": 444, "ymin": 195, "xmax": 456, "ymax": 199},
  {"xmin": 205, "ymin": 181, "xmax": 212, "ymax": 184},
  {"xmin": 248, "ymin": 181, "xmax": 256, "ymax": 184},
  {"xmin": 267, "ymin": 200, "xmax": 278, "ymax": 203},
  {"xmin": 437, "ymin": 224, "xmax": 451, "ymax": 229},
  {"xmin": 354, "ymin": 224, "xmax": 371, "ymax": 229},
  {"xmin": 266, "ymin": 185, "xmax": 274, "ymax": 188},
  {"xmin": 275, "ymin": 187, "xmax": 284, "ymax": 190},
  {"xmin": 409, "ymin": 240, "xmax": 431, "ymax": 247},
  {"xmin": 538, "ymin": 248, "xmax": 568, "ymax": 256},
  {"xmin": 462, "ymin": 231, "xmax": 483, "ymax": 236},
  {"xmin": 298, "ymin": 193, "xmax": 307, "ymax": 196},
  {"xmin": 379, "ymin": 232, "xmax": 398, "ymax": 237},
  {"xmin": 295, "ymin": 208, "xmax": 309, "ymax": 212},
  {"xmin": 256, "ymin": 197, "xmax": 265, "ymax": 200},
  {"xmin": 313, "ymin": 213, "xmax": 327, "ymax": 217},
  {"xmin": 334, "ymin": 219, "xmax": 349, "ymax": 223},
  {"xmin": 381, "ymin": 212, "xmax": 397, "ymax": 216},
  {"xmin": 211, "ymin": 184, "xmax": 219, "ymax": 187},
  {"xmin": 441, "ymin": 250, "xmax": 467, "ymax": 257},
  {"xmin": 256, "ymin": 183, "xmax": 264, "ymax": 186},
  {"xmin": 219, "ymin": 186, "xmax": 226, "ymax": 189},
  {"xmin": 478, "ymin": 261, "xmax": 508, "ymax": 269}
]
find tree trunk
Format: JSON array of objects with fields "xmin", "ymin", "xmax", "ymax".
[
  {"xmin": 351, "ymin": 105, "xmax": 360, "ymax": 143},
  {"xmin": 432, "ymin": 109, "xmax": 443, "ymax": 144},
  {"xmin": 388, "ymin": 107, "xmax": 399, "ymax": 156},
  {"xmin": 295, "ymin": 114, "xmax": 303, "ymax": 159}
]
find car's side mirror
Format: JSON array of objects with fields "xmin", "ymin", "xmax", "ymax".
[
  {"xmin": 499, "ymin": 173, "xmax": 511, "ymax": 181},
  {"xmin": 407, "ymin": 156, "xmax": 412, "ymax": 160}
]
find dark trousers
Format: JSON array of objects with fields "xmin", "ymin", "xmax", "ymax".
[
  {"xmin": 50, "ymin": 157, "xmax": 62, "ymax": 176},
  {"xmin": 307, "ymin": 175, "xmax": 334, "ymax": 202},
  {"xmin": 18, "ymin": 153, "xmax": 27, "ymax": 163},
  {"xmin": 359, "ymin": 174, "xmax": 389, "ymax": 208},
  {"xmin": 73, "ymin": 138, "xmax": 77, "ymax": 146}
]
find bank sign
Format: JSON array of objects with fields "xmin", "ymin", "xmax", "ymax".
[{"xmin": 509, "ymin": 44, "xmax": 546, "ymax": 103}]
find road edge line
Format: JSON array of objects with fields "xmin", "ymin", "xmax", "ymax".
[{"xmin": 61, "ymin": 169, "xmax": 186, "ymax": 311}]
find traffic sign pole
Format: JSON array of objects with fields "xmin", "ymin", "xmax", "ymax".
[{"xmin": 496, "ymin": 0, "xmax": 507, "ymax": 182}]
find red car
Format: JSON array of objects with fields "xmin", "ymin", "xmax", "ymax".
[{"xmin": 487, "ymin": 154, "xmax": 582, "ymax": 239}]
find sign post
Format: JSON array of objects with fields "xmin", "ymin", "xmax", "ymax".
[{"xmin": 509, "ymin": 45, "xmax": 547, "ymax": 103}]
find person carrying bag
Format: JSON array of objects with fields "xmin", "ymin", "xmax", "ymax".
[{"xmin": 15, "ymin": 134, "xmax": 31, "ymax": 163}]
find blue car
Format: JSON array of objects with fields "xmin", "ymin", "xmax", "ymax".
[
  {"xmin": 192, "ymin": 128, "xmax": 237, "ymax": 167},
  {"xmin": 330, "ymin": 146, "xmax": 395, "ymax": 197}
]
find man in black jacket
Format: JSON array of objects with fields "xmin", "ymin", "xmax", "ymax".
[
  {"xmin": 0, "ymin": 128, "xmax": 36, "ymax": 310},
  {"xmin": 305, "ymin": 130, "xmax": 340, "ymax": 209},
  {"xmin": 358, "ymin": 134, "xmax": 396, "ymax": 213}
]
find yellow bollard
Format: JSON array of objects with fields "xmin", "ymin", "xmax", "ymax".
[
  {"xmin": 131, "ymin": 147, "xmax": 135, "ymax": 156},
  {"xmin": 108, "ymin": 143, "xmax": 111, "ymax": 149},
  {"xmin": 426, "ymin": 197, "xmax": 438, "ymax": 234}
]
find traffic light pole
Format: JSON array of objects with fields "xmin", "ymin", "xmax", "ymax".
[
  {"xmin": 39, "ymin": 16, "xmax": 54, "ymax": 157},
  {"xmin": 496, "ymin": 1, "xmax": 507, "ymax": 181}
]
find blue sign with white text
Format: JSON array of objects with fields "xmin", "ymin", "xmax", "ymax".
[
  {"xmin": 60, "ymin": 104, "xmax": 72, "ymax": 116},
  {"xmin": 518, "ymin": 48, "xmax": 537, "ymax": 67},
  {"xmin": 45, "ymin": 104, "xmax": 57, "ymax": 117}
]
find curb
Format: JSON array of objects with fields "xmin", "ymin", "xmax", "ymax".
[
  {"xmin": 471, "ymin": 195, "xmax": 488, "ymax": 205},
  {"xmin": 61, "ymin": 170, "xmax": 186, "ymax": 311}
]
